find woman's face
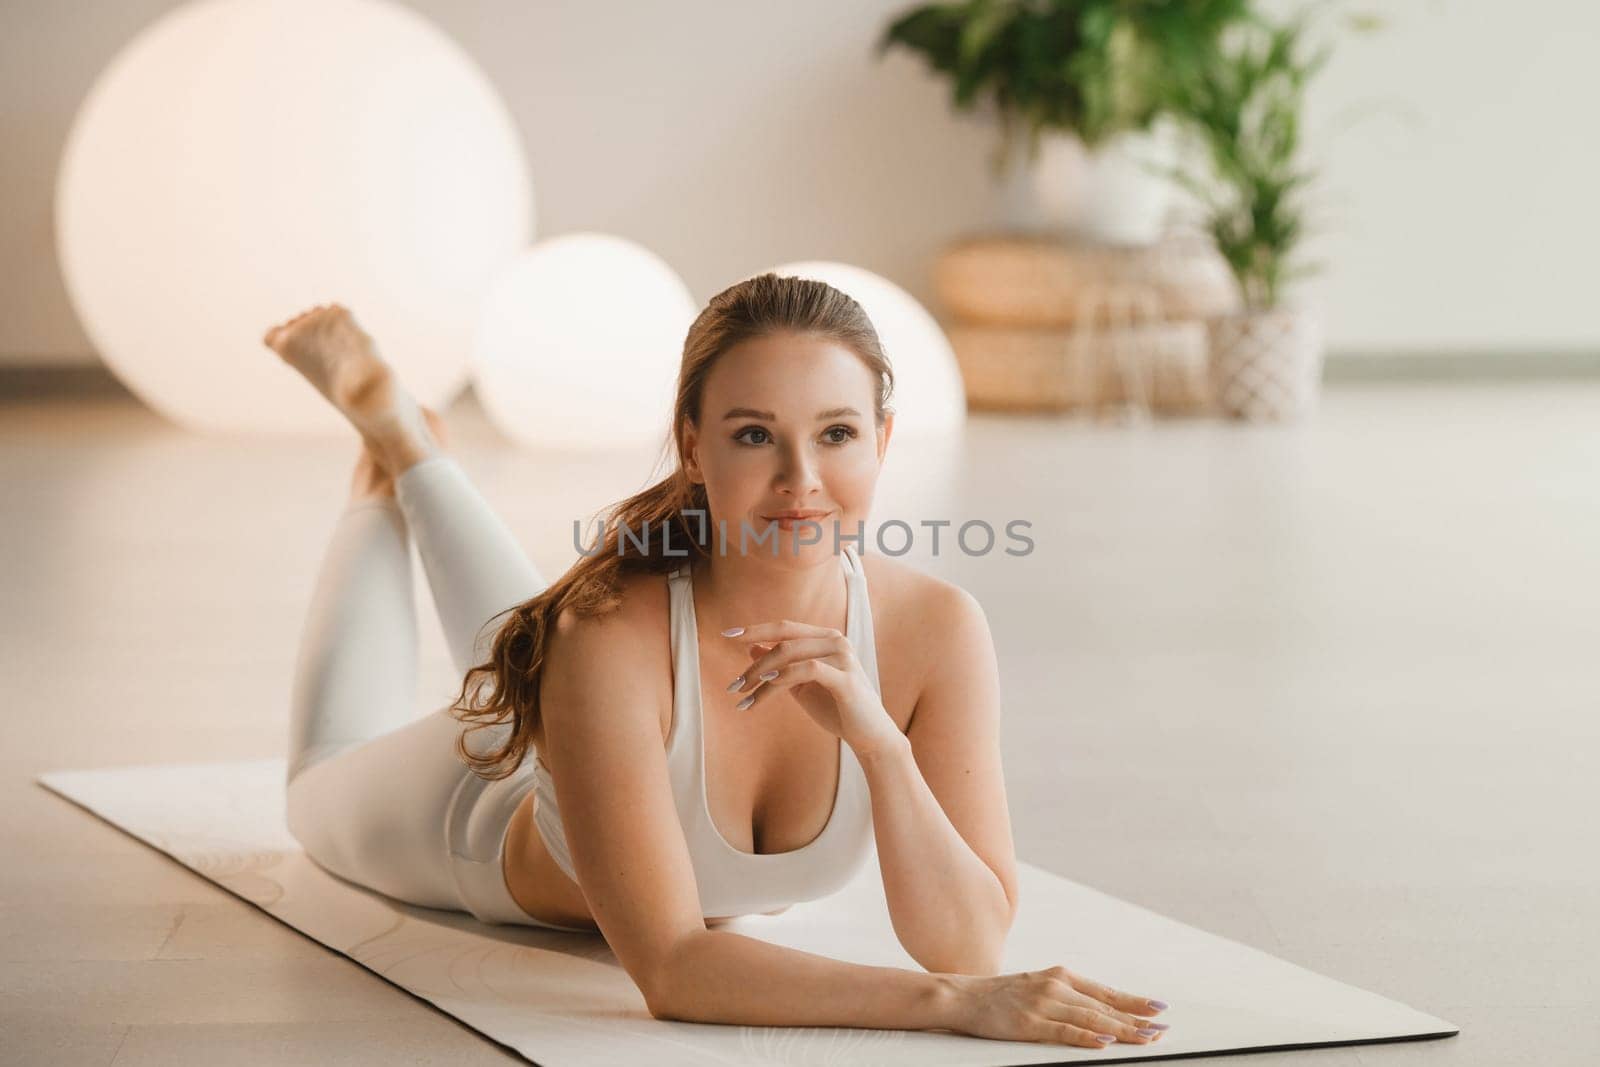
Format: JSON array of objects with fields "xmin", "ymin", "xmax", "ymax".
[{"xmin": 682, "ymin": 330, "xmax": 892, "ymax": 566}]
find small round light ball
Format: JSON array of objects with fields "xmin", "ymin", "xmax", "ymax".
[{"xmin": 470, "ymin": 234, "xmax": 697, "ymax": 462}]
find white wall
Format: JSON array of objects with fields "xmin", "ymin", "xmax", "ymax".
[
  {"xmin": 3, "ymin": 0, "xmax": 1596, "ymax": 367},
  {"xmin": 1293, "ymin": 0, "xmax": 1600, "ymax": 353}
]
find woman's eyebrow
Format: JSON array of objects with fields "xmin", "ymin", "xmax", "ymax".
[{"xmin": 721, "ymin": 406, "xmax": 862, "ymax": 421}]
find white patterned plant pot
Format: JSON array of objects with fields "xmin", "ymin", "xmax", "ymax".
[{"xmin": 1208, "ymin": 308, "xmax": 1325, "ymax": 421}]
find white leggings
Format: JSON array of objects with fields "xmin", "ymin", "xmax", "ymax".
[{"xmin": 283, "ymin": 455, "xmax": 579, "ymax": 929}]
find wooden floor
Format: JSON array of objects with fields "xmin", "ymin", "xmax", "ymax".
[{"xmin": 3, "ymin": 383, "xmax": 1595, "ymax": 1064}]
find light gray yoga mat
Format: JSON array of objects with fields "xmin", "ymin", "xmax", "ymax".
[{"xmin": 38, "ymin": 759, "xmax": 1457, "ymax": 1064}]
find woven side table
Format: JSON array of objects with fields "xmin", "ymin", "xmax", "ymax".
[
  {"xmin": 933, "ymin": 233, "xmax": 1240, "ymax": 414},
  {"xmin": 948, "ymin": 319, "xmax": 1210, "ymax": 414}
]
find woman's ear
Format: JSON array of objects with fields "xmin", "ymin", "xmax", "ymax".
[
  {"xmin": 876, "ymin": 409, "xmax": 895, "ymax": 464},
  {"xmin": 680, "ymin": 418, "xmax": 703, "ymax": 484}
]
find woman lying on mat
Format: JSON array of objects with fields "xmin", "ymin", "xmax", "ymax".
[{"xmin": 262, "ymin": 274, "xmax": 1171, "ymax": 1049}]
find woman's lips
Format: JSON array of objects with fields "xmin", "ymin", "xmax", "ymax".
[{"xmin": 761, "ymin": 511, "xmax": 833, "ymax": 528}]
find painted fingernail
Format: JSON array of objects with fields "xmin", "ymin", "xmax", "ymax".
[
  {"xmin": 1136, "ymin": 1028, "xmax": 1160, "ymax": 1037},
  {"xmin": 1146, "ymin": 1000, "xmax": 1169, "ymax": 1011},
  {"xmin": 1144, "ymin": 1022, "xmax": 1170, "ymax": 1030},
  {"xmin": 1093, "ymin": 1034, "xmax": 1114, "ymax": 1044},
  {"xmin": 759, "ymin": 670, "xmax": 779, "ymax": 681},
  {"xmin": 727, "ymin": 676, "xmax": 745, "ymax": 692},
  {"xmin": 721, "ymin": 626, "xmax": 744, "ymax": 636},
  {"xmin": 735, "ymin": 695, "xmax": 754, "ymax": 710}
]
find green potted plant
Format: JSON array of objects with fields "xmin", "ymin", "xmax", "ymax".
[
  {"xmin": 879, "ymin": 0, "xmax": 1252, "ymax": 243},
  {"xmin": 1165, "ymin": 5, "xmax": 1377, "ymax": 419}
]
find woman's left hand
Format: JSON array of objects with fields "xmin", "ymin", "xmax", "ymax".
[{"xmin": 723, "ymin": 620, "xmax": 900, "ymax": 756}]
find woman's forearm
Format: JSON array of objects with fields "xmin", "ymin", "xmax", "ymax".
[
  {"xmin": 856, "ymin": 732, "xmax": 1013, "ymax": 974},
  {"xmin": 649, "ymin": 927, "xmax": 959, "ymax": 1031}
]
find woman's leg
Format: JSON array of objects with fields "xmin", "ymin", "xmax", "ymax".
[
  {"xmin": 282, "ymin": 457, "xmax": 533, "ymax": 914},
  {"xmin": 265, "ymin": 307, "xmax": 547, "ymax": 916},
  {"xmin": 284, "ymin": 497, "xmax": 418, "ymax": 786},
  {"xmin": 281, "ymin": 482, "xmax": 544, "ymax": 916},
  {"xmin": 281, "ymin": 490, "xmax": 465, "ymax": 910},
  {"xmin": 393, "ymin": 454, "xmax": 547, "ymax": 678}
]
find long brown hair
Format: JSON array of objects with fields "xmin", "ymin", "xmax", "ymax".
[{"xmin": 448, "ymin": 272, "xmax": 896, "ymax": 779}]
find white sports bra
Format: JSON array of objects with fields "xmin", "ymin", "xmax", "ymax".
[{"xmin": 529, "ymin": 544, "xmax": 880, "ymax": 919}]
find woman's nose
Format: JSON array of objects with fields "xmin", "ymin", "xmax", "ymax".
[{"xmin": 774, "ymin": 449, "xmax": 823, "ymax": 495}]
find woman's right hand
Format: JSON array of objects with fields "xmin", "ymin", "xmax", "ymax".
[{"xmin": 944, "ymin": 965, "xmax": 1171, "ymax": 1048}]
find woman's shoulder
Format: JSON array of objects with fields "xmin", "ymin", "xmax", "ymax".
[
  {"xmin": 541, "ymin": 565, "xmax": 677, "ymax": 741},
  {"xmin": 851, "ymin": 554, "xmax": 990, "ymax": 732},
  {"xmin": 856, "ymin": 550, "xmax": 977, "ymax": 618},
  {"xmin": 548, "ymin": 565, "xmax": 674, "ymax": 648},
  {"xmin": 855, "ymin": 551, "xmax": 986, "ymax": 690},
  {"xmin": 553, "ymin": 563, "xmax": 672, "ymax": 620}
]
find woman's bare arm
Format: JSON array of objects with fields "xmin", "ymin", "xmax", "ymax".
[
  {"xmin": 651, "ymin": 931, "xmax": 1171, "ymax": 1052},
  {"xmin": 870, "ymin": 583, "xmax": 1019, "ymax": 973},
  {"xmin": 540, "ymin": 607, "xmax": 713, "ymax": 1010},
  {"xmin": 859, "ymin": 733, "xmax": 1014, "ymax": 974},
  {"xmin": 650, "ymin": 927, "xmax": 958, "ymax": 1029}
]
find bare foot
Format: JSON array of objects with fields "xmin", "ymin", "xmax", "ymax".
[
  {"xmin": 262, "ymin": 303, "xmax": 438, "ymax": 476},
  {"xmin": 348, "ymin": 406, "xmax": 451, "ymax": 502}
]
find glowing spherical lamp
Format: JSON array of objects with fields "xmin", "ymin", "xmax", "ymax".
[
  {"xmin": 470, "ymin": 234, "xmax": 697, "ymax": 463},
  {"xmin": 56, "ymin": 0, "xmax": 533, "ymax": 434}
]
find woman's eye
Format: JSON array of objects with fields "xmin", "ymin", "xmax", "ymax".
[
  {"xmin": 733, "ymin": 424, "xmax": 858, "ymax": 446},
  {"xmin": 733, "ymin": 426, "xmax": 770, "ymax": 445}
]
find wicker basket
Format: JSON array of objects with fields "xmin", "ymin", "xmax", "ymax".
[
  {"xmin": 934, "ymin": 232, "xmax": 1241, "ymax": 328},
  {"xmin": 949, "ymin": 317, "xmax": 1212, "ymax": 414}
]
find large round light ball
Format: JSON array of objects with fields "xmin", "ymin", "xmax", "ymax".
[
  {"xmin": 56, "ymin": 0, "xmax": 532, "ymax": 434},
  {"xmin": 470, "ymin": 234, "xmax": 696, "ymax": 465},
  {"xmin": 761, "ymin": 261, "xmax": 967, "ymax": 435}
]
